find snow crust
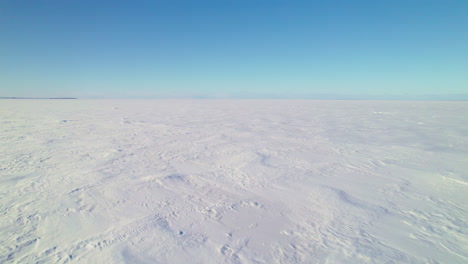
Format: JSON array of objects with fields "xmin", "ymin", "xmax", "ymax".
[{"xmin": 0, "ymin": 99, "xmax": 467, "ymax": 263}]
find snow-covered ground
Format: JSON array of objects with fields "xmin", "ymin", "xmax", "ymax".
[{"xmin": 1, "ymin": 99, "xmax": 467, "ymax": 263}]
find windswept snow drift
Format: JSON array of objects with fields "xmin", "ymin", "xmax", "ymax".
[{"xmin": 0, "ymin": 100, "xmax": 467, "ymax": 263}]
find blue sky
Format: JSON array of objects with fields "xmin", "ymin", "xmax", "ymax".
[{"xmin": 1, "ymin": 0, "xmax": 467, "ymax": 99}]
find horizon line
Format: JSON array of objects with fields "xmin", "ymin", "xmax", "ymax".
[{"xmin": 2, "ymin": 97, "xmax": 467, "ymax": 101}]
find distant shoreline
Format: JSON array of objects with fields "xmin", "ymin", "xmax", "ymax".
[
  {"xmin": 0, "ymin": 97, "xmax": 466, "ymax": 101},
  {"xmin": 0, "ymin": 97, "xmax": 78, "ymax": 99}
]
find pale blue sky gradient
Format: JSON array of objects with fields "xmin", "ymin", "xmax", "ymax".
[{"xmin": 1, "ymin": 0, "xmax": 467, "ymax": 99}]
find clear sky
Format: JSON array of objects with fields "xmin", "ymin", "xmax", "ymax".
[{"xmin": 1, "ymin": 0, "xmax": 467, "ymax": 99}]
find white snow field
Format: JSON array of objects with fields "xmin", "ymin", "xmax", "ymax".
[{"xmin": 0, "ymin": 99, "xmax": 467, "ymax": 264}]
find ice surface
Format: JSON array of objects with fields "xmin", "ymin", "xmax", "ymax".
[{"xmin": 0, "ymin": 99, "xmax": 467, "ymax": 263}]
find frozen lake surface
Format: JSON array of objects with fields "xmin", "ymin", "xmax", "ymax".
[{"xmin": 1, "ymin": 100, "xmax": 467, "ymax": 263}]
